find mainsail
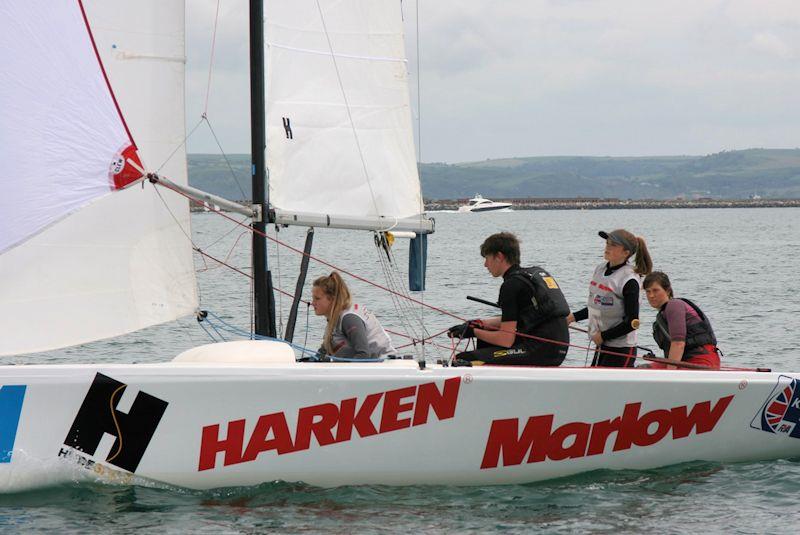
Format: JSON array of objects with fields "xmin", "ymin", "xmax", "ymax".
[
  {"xmin": 265, "ymin": 0, "xmax": 428, "ymax": 232},
  {"xmin": 0, "ymin": 1, "xmax": 197, "ymax": 356}
]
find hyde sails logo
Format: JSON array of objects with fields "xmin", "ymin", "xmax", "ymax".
[
  {"xmin": 60, "ymin": 373, "xmax": 168, "ymax": 473},
  {"xmin": 751, "ymin": 375, "xmax": 800, "ymax": 439}
]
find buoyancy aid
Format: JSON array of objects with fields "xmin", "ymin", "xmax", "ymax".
[
  {"xmin": 587, "ymin": 262, "xmax": 640, "ymax": 347},
  {"xmin": 510, "ymin": 266, "xmax": 570, "ymax": 334},
  {"xmin": 331, "ymin": 304, "xmax": 396, "ymax": 357},
  {"xmin": 653, "ymin": 298, "xmax": 718, "ymax": 359}
]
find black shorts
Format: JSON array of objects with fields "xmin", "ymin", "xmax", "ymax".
[
  {"xmin": 591, "ymin": 344, "xmax": 637, "ymax": 367},
  {"xmin": 456, "ymin": 338, "xmax": 567, "ymax": 367}
]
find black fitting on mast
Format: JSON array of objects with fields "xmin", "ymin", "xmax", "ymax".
[{"xmin": 250, "ymin": 0, "xmax": 276, "ymax": 338}]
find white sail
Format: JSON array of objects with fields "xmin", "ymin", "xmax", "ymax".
[
  {"xmin": 265, "ymin": 0, "xmax": 425, "ymax": 230},
  {"xmin": 0, "ymin": 0, "xmax": 197, "ymax": 356},
  {"xmin": 0, "ymin": 1, "xmax": 143, "ymax": 254}
]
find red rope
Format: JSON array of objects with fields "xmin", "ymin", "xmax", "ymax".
[
  {"xmin": 391, "ymin": 327, "xmax": 452, "ymax": 351},
  {"xmin": 194, "ymin": 247, "xmax": 296, "ymax": 300},
  {"xmin": 162, "ymin": 181, "xmax": 765, "ymax": 373},
  {"xmin": 158, "ymin": 181, "xmax": 464, "ymax": 321}
]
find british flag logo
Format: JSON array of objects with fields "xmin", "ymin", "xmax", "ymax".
[{"xmin": 751, "ymin": 375, "xmax": 800, "ymax": 438}]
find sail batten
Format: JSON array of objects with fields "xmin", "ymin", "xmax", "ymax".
[
  {"xmin": 267, "ymin": 42, "xmax": 408, "ymax": 63},
  {"xmin": 266, "ymin": 0, "xmax": 425, "ymax": 229}
]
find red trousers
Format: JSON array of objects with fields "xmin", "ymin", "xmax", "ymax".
[{"xmin": 650, "ymin": 344, "xmax": 720, "ymax": 370}]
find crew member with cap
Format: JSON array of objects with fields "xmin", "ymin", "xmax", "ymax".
[
  {"xmin": 567, "ymin": 228, "xmax": 653, "ymax": 367},
  {"xmin": 448, "ymin": 232, "xmax": 570, "ymax": 366}
]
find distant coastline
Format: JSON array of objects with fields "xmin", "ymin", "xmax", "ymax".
[
  {"xmin": 189, "ymin": 149, "xmax": 800, "ymax": 202},
  {"xmin": 190, "ymin": 197, "xmax": 800, "ymax": 213},
  {"xmin": 425, "ymin": 197, "xmax": 800, "ymax": 211}
]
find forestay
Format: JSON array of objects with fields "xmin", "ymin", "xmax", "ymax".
[
  {"xmin": 265, "ymin": 0, "xmax": 426, "ymax": 231},
  {"xmin": 0, "ymin": 0, "xmax": 197, "ymax": 356}
]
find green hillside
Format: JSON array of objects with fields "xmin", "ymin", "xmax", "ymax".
[{"xmin": 188, "ymin": 148, "xmax": 800, "ymax": 200}]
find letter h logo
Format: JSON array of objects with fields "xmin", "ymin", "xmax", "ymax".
[{"xmin": 63, "ymin": 373, "xmax": 168, "ymax": 473}]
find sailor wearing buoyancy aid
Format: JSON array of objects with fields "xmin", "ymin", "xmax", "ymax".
[
  {"xmin": 643, "ymin": 271, "xmax": 721, "ymax": 369},
  {"xmin": 567, "ymin": 229, "xmax": 653, "ymax": 367},
  {"xmin": 330, "ymin": 304, "xmax": 396, "ymax": 358},
  {"xmin": 311, "ymin": 271, "xmax": 396, "ymax": 360},
  {"xmin": 448, "ymin": 232, "xmax": 570, "ymax": 366}
]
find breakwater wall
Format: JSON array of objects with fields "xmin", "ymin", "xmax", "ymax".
[{"xmin": 425, "ymin": 198, "xmax": 800, "ymax": 211}]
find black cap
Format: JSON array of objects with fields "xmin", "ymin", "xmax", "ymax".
[{"xmin": 599, "ymin": 230, "xmax": 637, "ymax": 253}]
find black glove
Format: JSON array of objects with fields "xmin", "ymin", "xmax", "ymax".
[
  {"xmin": 447, "ymin": 322, "xmax": 471, "ymax": 339},
  {"xmin": 448, "ymin": 320, "xmax": 483, "ymax": 339}
]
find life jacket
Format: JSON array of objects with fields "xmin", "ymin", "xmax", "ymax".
[
  {"xmin": 586, "ymin": 262, "xmax": 641, "ymax": 347},
  {"xmin": 509, "ymin": 266, "xmax": 570, "ymax": 334},
  {"xmin": 653, "ymin": 298, "xmax": 718, "ymax": 359},
  {"xmin": 331, "ymin": 304, "xmax": 396, "ymax": 358}
]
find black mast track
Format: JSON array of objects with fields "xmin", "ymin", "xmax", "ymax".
[{"xmin": 250, "ymin": 0, "xmax": 276, "ymax": 338}]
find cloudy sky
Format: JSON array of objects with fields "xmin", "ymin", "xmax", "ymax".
[{"xmin": 186, "ymin": 0, "xmax": 799, "ymax": 163}]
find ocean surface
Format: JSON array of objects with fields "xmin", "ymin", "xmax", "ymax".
[{"xmin": 2, "ymin": 208, "xmax": 800, "ymax": 533}]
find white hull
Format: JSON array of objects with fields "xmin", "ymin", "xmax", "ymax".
[
  {"xmin": 458, "ymin": 195, "xmax": 513, "ymax": 212},
  {"xmin": 458, "ymin": 203, "xmax": 513, "ymax": 213},
  {"xmin": 2, "ymin": 357, "xmax": 799, "ymax": 492}
]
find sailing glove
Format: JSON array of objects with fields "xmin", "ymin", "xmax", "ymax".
[{"xmin": 447, "ymin": 320, "xmax": 483, "ymax": 339}]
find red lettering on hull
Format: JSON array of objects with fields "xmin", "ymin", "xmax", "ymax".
[
  {"xmin": 198, "ymin": 377, "xmax": 461, "ymax": 471},
  {"xmin": 481, "ymin": 395, "xmax": 734, "ymax": 469}
]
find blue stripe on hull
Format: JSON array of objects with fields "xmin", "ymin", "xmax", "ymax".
[{"xmin": 0, "ymin": 385, "xmax": 26, "ymax": 463}]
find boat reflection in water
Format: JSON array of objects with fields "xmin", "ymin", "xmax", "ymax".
[{"xmin": 458, "ymin": 194, "xmax": 513, "ymax": 212}]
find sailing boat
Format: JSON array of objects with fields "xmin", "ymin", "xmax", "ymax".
[{"xmin": 1, "ymin": 0, "xmax": 800, "ymax": 493}]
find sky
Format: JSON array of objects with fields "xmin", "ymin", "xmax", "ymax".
[{"xmin": 185, "ymin": 0, "xmax": 800, "ymax": 163}]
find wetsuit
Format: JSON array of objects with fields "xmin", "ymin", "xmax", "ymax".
[
  {"xmin": 328, "ymin": 304, "xmax": 396, "ymax": 359},
  {"xmin": 457, "ymin": 265, "xmax": 569, "ymax": 366},
  {"xmin": 651, "ymin": 298, "xmax": 720, "ymax": 369},
  {"xmin": 572, "ymin": 262, "xmax": 641, "ymax": 367}
]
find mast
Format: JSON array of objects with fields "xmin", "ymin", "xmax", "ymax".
[{"xmin": 250, "ymin": 0, "xmax": 276, "ymax": 338}]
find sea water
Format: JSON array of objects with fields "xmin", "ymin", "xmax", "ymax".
[{"xmin": 2, "ymin": 208, "xmax": 799, "ymax": 533}]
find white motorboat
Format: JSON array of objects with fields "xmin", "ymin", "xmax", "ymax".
[
  {"xmin": 458, "ymin": 194, "xmax": 513, "ymax": 212},
  {"xmin": 1, "ymin": 0, "xmax": 799, "ymax": 494}
]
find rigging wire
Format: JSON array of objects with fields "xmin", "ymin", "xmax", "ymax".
[
  {"xmin": 151, "ymin": 3, "xmax": 247, "ymax": 199},
  {"xmin": 155, "ymin": 117, "xmax": 205, "ymax": 174},
  {"xmin": 203, "ymin": 0, "xmax": 222, "ymax": 115},
  {"xmin": 196, "ymin": 230, "xmax": 250, "ymax": 275},
  {"xmin": 145, "ymin": 0, "xmax": 762, "ymax": 374},
  {"xmin": 313, "ymin": 0, "xmax": 382, "ymax": 218},
  {"xmin": 373, "ymin": 236, "xmax": 427, "ymax": 359},
  {"xmin": 274, "ymin": 225, "xmax": 285, "ymax": 335},
  {"xmin": 151, "ymin": 184, "xmax": 204, "ymax": 305},
  {"xmin": 373, "ymin": 233, "xmax": 438, "ymax": 360},
  {"xmin": 165, "ymin": 184, "xmax": 765, "ymax": 371},
  {"xmin": 193, "ymin": 231, "xmax": 446, "ymax": 352},
  {"xmin": 203, "ymin": 118, "xmax": 249, "ymax": 200},
  {"xmin": 414, "ymin": 0, "xmax": 426, "ymax": 363},
  {"xmin": 200, "ymin": 310, "xmax": 318, "ymax": 357},
  {"xmin": 151, "ymin": 197, "xmax": 759, "ymax": 369},
  {"xmin": 202, "ymin": 225, "xmax": 250, "ymax": 257}
]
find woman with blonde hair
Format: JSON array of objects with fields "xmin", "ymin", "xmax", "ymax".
[
  {"xmin": 567, "ymin": 229, "xmax": 653, "ymax": 367},
  {"xmin": 311, "ymin": 271, "xmax": 396, "ymax": 359}
]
